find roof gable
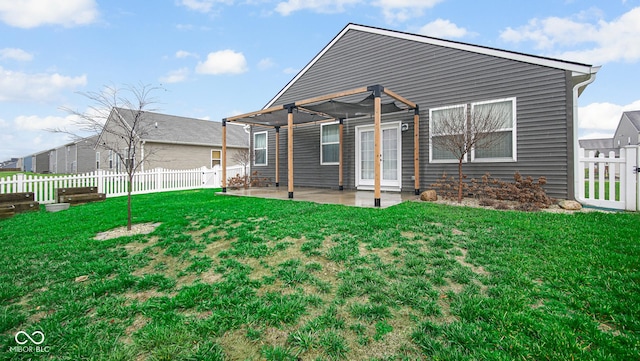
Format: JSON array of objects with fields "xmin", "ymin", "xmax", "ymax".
[
  {"xmin": 112, "ymin": 108, "xmax": 248, "ymax": 148},
  {"xmin": 622, "ymin": 110, "xmax": 640, "ymax": 132},
  {"xmin": 266, "ymin": 23, "xmax": 599, "ymax": 109}
]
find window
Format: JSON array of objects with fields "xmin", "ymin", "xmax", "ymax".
[
  {"xmin": 429, "ymin": 98, "xmax": 517, "ymax": 163},
  {"xmin": 471, "ymin": 98, "xmax": 516, "ymax": 162},
  {"xmin": 211, "ymin": 150, "xmax": 221, "ymax": 167},
  {"xmin": 96, "ymin": 152, "xmax": 100, "ymax": 169},
  {"xmin": 321, "ymin": 122, "xmax": 340, "ymax": 165},
  {"xmin": 108, "ymin": 150, "xmax": 113, "ymax": 169},
  {"xmin": 429, "ymin": 104, "xmax": 467, "ymax": 163},
  {"xmin": 254, "ymin": 131, "xmax": 268, "ymax": 166}
]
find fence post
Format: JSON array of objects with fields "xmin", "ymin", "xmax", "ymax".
[
  {"xmin": 156, "ymin": 168, "xmax": 163, "ymax": 192},
  {"xmin": 16, "ymin": 173, "xmax": 24, "ymax": 193},
  {"xmin": 624, "ymin": 145, "xmax": 638, "ymax": 211}
]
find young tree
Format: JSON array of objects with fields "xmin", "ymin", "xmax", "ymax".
[
  {"xmin": 430, "ymin": 102, "xmax": 511, "ymax": 203},
  {"xmin": 55, "ymin": 83, "xmax": 162, "ymax": 230}
]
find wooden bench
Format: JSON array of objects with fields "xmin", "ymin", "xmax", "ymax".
[
  {"xmin": 0, "ymin": 192, "xmax": 40, "ymax": 219},
  {"xmin": 56, "ymin": 187, "xmax": 106, "ymax": 205}
]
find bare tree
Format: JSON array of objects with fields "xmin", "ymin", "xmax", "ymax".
[
  {"xmin": 431, "ymin": 102, "xmax": 511, "ymax": 203},
  {"xmin": 54, "ymin": 83, "xmax": 162, "ymax": 230}
]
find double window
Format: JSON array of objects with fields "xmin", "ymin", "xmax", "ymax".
[
  {"xmin": 321, "ymin": 122, "xmax": 340, "ymax": 165},
  {"xmin": 254, "ymin": 131, "xmax": 268, "ymax": 166},
  {"xmin": 211, "ymin": 150, "xmax": 221, "ymax": 167},
  {"xmin": 429, "ymin": 98, "xmax": 517, "ymax": 163}
]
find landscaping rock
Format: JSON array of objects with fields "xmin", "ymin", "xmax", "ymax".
[
  {"xmin": 558, "ymin": 200, "xmax": 582, "ymax": 211},
  {"xmin": 420, "ymin": 190, "xmax": 438, "ymax": 202}
]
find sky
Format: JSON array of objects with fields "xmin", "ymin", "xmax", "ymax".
[{"xmin": 1, "ymin": 0, "xmax": 639, "ymax": 161}]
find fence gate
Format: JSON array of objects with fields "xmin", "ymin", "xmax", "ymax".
[{"xmin": 578, "ymin": 145, "xmax": 639, "ymax": 211}]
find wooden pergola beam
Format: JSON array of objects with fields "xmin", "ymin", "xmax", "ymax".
[
  {"xmin": 221, "ymin": 120, "xmax": 227, "ymax": 192},
  {"xmin": 287, "ymin": 108, "xmax": 294, "ymax": 199},
  {"xmin": 225, "ymin": 104, "xmax": 284, "ymax": 122},
  {"xmin": 383, "ymin": 88, "xmax": 417, "ymax": 109},
  {"xmin": 295, "ymin": 86, "xmax": 370, "ymax": 108}
]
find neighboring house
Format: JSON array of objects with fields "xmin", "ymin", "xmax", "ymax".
[
  {"xmin": 579, "ymin": 110, "xmax": 640, "ymax": 157},
  {"xmin": 33, "ymin": 150, "xmax": 50, "ymax": 173},
  {"xmin": 97, "ymin": 108, "xmax": 249, "ymax": 172},
  {"xmin": 613, "ymin": 110, "xmax": 640, "ymax": 148},
  {"xmin": 50, "ymin": 136, "xmax": 99, "ymax": 174},
  {"xmin": 21, "ymin": 155, "xmax": 33, "ymax": 172},
  {"xmin": 230, "ymin": 23, "xmax": 599, "ymax": 200},
  {"xmin": 578, "ymin": 138, "xmax": 618, "ymax": 157}
]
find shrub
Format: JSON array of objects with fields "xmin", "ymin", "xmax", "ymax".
[
  {"xmin": 431, "ymin": 172, "xmax": 554, "ymax": 209},
  {"xmin": 227, "ymin": 171, "xmax": 271, "ymax": 189}
]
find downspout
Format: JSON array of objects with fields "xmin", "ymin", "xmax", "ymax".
[{"xmin": 572, "ymin": 71, "xmax": 598, "ymax": 202}]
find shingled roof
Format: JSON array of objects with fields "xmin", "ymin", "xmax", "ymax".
[{"xmin": 113, "ymin": 108, "xmax": 248, "ymax": 148}]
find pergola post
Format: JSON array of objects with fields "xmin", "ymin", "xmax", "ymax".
[
  {"xmin": 286, "ymin": 105, "xmax": 295, "ymax": 199},
  {"xmin": 413, "ymin": 106, "xmax": 420, "ymax": 195},
  {"xmin": 339, "ymin": 118, "xmax": 344, "ymax": 191},
  {"xmin": 370, "ymin": 85, "xmax": 383, "ymax": 207},
  {"xmin": 275, "ymin": 126, "xmax": 280, "ymax": 187},
  {"xmin": 221, "ymin": 119, "xmax": 227, "ymax": 193}
]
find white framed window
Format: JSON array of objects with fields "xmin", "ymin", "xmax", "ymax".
[
  {"xmin": 96, "ymin": 152, "xmax": 100, "ymax": 169},
  {"xmin": 470, "ymin": 97, "xmax": 517, "ymax": 162},
  {"xmin": 429, "ymin": 104, "xmax": 467, "ymax": 163},
  {"xmin": 320, "ymin": 122, "xmax": 340, "ymax": 165},
  {"xmin": 211, "ymin": 149, "xmax": 221, "ymax": 168},
  {"xmin": 108, "ymin": 150, "xmax": 113, "ymax": 169},
  {"xmin": 254, "ymin": 131, "xmax": 268, "ymax": 166}
]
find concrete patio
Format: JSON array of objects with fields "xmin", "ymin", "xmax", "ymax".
[{"xmin": 218, "ymin": 187, "xmax": 419, "ymax": 208}]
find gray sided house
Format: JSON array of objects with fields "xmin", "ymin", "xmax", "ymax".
[
  {"xmin": 237, "ymin": 23, "xmax": 599, "ymax": 200},
  {"xmin": 34, "ymin": 150, "xmax": 50, "ymax": 173},
  {"xmin": 97, "ymin": 108, "xmax": 248, "ymax": 172},
  {"xmin": 48, "ymin": 136, "xmax": 99, "ymax": 174},
  {"xmin": 613, "ymin": 110, "xmax": 640, "ymax": 148}
]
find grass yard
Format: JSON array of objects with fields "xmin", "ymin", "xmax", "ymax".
[{"xmin": 1, "ymin": 189, "xmax": 639, "ymax": 360}]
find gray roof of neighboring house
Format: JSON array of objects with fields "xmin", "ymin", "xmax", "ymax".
[
  {"xmin": 622, "ymin": 110, "xmax": 640, "ymax": 131},
  {"xmin": 113, "ymin": 108, "xmax": 248, "ymax": 148},
  {"xmin": 579, "ymin": 138, "xmax": 614, "ymax": 150}
]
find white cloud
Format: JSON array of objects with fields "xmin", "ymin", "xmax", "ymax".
[
  {"xmin": 0, "ymin": 0, "xmax": 98, "ymax": 28},
  {"xmin": 177, "ymin": 0, "xmax": 233, "ymax": 13},
  {"xmin": 283, "ymin": 67, "xmax": 298, "ymax": 74},
  {"xmin": 14, "ymin": 114, "xmax": 81, "ymax": 132},
  {"xmin": 0, "ymin": 66, "xmax": 87, "ymax": 102},
  {"xmin": 0, "ymin": 48, "xmax": 33, "ymax": 62},
  {"xmin": 195, "ymin": 50, "xmax": 248, "ymax": 75},
  {"xmin": 579, "ymin": 99, "xmax": 640, "ymax": 137},
  {"xmin": 176, "ymin": 50, "xmax": 198, "ymax": 59},
  {"xmin": 258, "ymin": 58, "xmax": 275, "ymax": 70},
  {"xmin": 418, "ymin": 19, "xmax": 472, "ymax": 39},
  {"xmin": 160, "ymin": 68, "xmax": 190, "ymax": 83},
  {"xmin": 500, "ymin": 7, "xmax": 640, "ymax": 64},
  {"xmin": 374, "ymin": 0, "xmax": 444, "ymax": 23},
  {"xmin": 275, "ymin": 0, "xmax": 361, "ymax": 16}
]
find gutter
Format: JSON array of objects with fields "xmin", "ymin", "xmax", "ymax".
[{"xmin": 572, "ymin": 68, "xmax": 599, "ymax": 202}]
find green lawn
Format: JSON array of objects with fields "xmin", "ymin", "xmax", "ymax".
[{"xmin": 1, "ymin": 189, "xmax": 639, "ymax": 360}]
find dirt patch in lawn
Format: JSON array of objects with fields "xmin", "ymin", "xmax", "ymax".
[{"xmin": 94, "ymin": 222, "xmax": 162, "ymax": 241}]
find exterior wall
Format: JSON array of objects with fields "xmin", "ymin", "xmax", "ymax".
[
  {"xmin": 259, "ymin": 29, "xmax": 575, "ymax": 199},
  {"xmin": 75, "ymin": 139, "xmax": 98, "ymax": 173},
  {"xmin": 614, "ymin": 118, "xmax": 640, "ymax": 147},
  {"xmin": 23, "ymin": 156, "xmax": 33, "ymax": 172},
  {"xmin": 143, "ymin": 142, "xmax": 247, "ymax": 170},
  {"xmin": 34, "ymin": 152, "xmax": 49, "ymax": 173}
]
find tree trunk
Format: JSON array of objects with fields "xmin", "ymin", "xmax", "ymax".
[
  {"xmin": 127, "ymin": 173, "xmax": 133, "ymax": 231},
  {"xmin": 457, "ymin": 158, "xmax": 464, "ymax": 203}
]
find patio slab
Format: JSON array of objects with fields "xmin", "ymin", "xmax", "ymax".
[{"xmin": 218, "ymin": 187, "xmax": 419, "ymax": 208}]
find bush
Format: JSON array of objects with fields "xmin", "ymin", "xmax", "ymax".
[
  {"xmin": 227, "ymin": 171, "xmax": 271, "ymax": 189},
  {"xmin": 431, "ymin": 172, "xmax": 554, "ymax": 210}
]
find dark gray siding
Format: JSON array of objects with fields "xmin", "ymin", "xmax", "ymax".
[{"xmin": 260, "ymin": 29, "xmax": 574, "ymax": 198}]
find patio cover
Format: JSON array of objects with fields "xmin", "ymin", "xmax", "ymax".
[{"xmin": 221, "ymin": 85, "xmax": 420, "ymax": 207}]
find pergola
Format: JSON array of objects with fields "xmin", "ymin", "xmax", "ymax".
[{"xmin": 221, "ymin": 85, "xmax": 420, "ymax": 207}]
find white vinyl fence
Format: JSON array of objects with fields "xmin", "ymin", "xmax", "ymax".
[
  {"xmin": 578, "ymin": 146, "xmax": 639, "ymax": 211},
  {"xmin": 0, "ymin": 165, "xmax": 247, "ymax": 204}
]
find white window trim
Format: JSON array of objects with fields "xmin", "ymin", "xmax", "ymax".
[
  {"xmin": 211, "ymin": 149, "xmax": 221, "ymax": 168},
  {"xmin": 320, "ymin": 121, "xmax": 340, "ymax": 165},
  {"xmin": 254, "ymin": 131, "xmax": 268, "ymax": 166},
  {"xmin": 470, "ymin": 97, "xmax": 517, "ymax": 163},
  {"xmin": 429, "ymin": 103, "xmax": 468, "ymax": 164}
]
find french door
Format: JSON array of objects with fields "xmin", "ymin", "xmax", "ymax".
[{"xmin": 356, "ymin": 123, "xmax": 401, "ymax": 190}]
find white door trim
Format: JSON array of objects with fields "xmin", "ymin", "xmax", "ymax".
[{"xmin": 355, "ymin": 122, "xmax": 402, "ymax": 191}]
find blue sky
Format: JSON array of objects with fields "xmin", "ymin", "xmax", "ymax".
[{"xmin": 1, "ymin": 0, "xmax": 639, "ymax": 161}]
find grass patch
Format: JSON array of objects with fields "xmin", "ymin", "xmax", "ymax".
[{"xmin": 0, "ymin": 189, "xmax": 639, "ymax": 360}]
